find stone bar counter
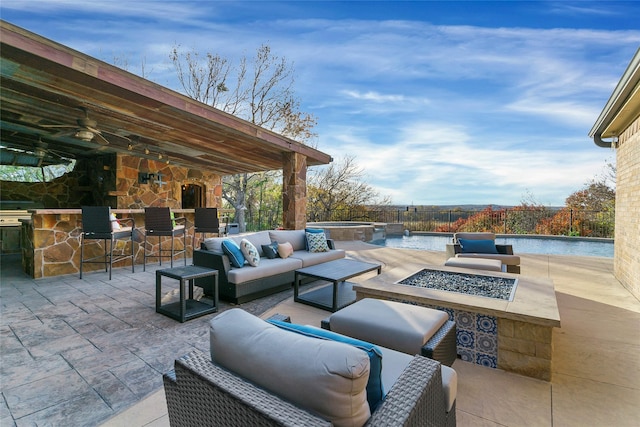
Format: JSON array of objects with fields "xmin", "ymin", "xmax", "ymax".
[{"xmin": 21, "ymin": 209, "xmax": 203, "ymax": 279}]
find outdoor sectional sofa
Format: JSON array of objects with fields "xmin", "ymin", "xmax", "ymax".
[
  {"xmin": 163, "ymin": 309, "xmax": 457, "ymax": 426},
  {"xmin": 193, "ymin": 229, "xmax": 345, "ymax": 303}
]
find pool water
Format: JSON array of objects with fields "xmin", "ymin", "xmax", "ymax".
[{"xmin": 372, "ymin": 234, "xmax": 614, "ymax": 258}]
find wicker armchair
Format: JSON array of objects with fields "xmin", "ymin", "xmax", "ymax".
[{"xmin": 163, "ymin": 349, "xmax": 456, "ymax": 427}]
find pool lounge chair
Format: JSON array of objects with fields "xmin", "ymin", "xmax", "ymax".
[{"xmin": 445, "ymin": 232, "xmax": 521, "ymax": 274}]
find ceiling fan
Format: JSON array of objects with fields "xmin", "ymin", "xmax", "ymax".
[
  {"xmin": 41, "ymin": 107, "xmax": 130, "ymax": 145},
  {"xmin": 32, "ymin": 138, "xmax": 73, "ymax": 166}
]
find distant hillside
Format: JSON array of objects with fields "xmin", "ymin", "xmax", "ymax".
[{"xmin": 385, "ymin": 204, "xmax": 564, "ymax": 211}]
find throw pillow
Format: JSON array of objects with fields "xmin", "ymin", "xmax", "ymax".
[
  {"xmin": 277, "ymin": 241, "xmax": 294, "ymax": 259},
  {"xmin": 221, "ymin": 239, "xmax": 245, "ymax": 267},
  {"xmin": 268, "ymin": 320, "xmax": 384, "ymax": 412},
  {"xmin": 306, "ymin": 231, "xmax": 329, "ymax": 253},
  {"xmin": 304, "ymin": 228, "xmax": 325, "ymax": 250},
  {"xmin": 261, "ymin": 242, "xmax": 279, "ymax": 259},
  {"xmin": 459, "ymin": 238, "xmax": 499, "ymax": 254},
  {"xmin": 240, "ymin": 238, "xmax": 260, "ymax": 267}
]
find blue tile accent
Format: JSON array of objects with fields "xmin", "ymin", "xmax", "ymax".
[
  {"xmin": 376, "ymin": 297, "xmax": 499, "ymax": 370},
  {"xmin": 477, "ymin": 315, "xmax": 497, "ymax": 334}
]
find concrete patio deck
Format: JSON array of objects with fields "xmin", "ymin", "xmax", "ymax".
[{"xmin": 2, "ymin": 241, "xmax": 639, "ymax": 426}]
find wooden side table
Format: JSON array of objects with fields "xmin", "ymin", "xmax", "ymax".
[{"xmin": 156, "ymin": 265, "xmax": 218, "ymax": 322}]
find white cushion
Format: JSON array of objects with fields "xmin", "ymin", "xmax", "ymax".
[
  {"xmin": 445, "ymin": 257, "xmax": 502, "ymax": 271},
  {"xmin": 441, "ymin": 365, "xmax": 458, "ymax": 413},
  {"xmin": 239, "ymin": 238, "xmax": 260, "ymax": 267},
  {"xmin": 455, "ymin": 253, "xmax": 520, "ymax": 265},
  {"xmin": 330, "ymin": 298, "xmax": 448, "ymax": 356},
  {"xmin": 378, "ymin": 346, "xmax": 457, "ymax": 413},
  {"xmin": 210, "ymin": 309, "xmax": 371, "ymax": 427}
]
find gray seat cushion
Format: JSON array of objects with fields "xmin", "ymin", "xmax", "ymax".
[
  {"xmin": 227, "ymin": 257, "xmax": 302, "ymax": 284},
  {"xmin": 210, "ymin": 309, "xmax": 371, "ymax": 427},
  {"xmin": 445, "ymin": 257, "xmax": 502, "ymax": 271},
  {"xmin": 378, "ymin": 346, "xmax": 457, "ymax": 413},
  {"xmin": 291, "ymin": 249, "xmax": 346, "ymax": 267},
  {"xmin": 455, "ymin": 253, "xmax": 521, "ymax": 265},
  {"xmin": 330, "ymin": 298, "xmax": 449, "ymax": 356}
]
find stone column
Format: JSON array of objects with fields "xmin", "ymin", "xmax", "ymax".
[{"xmin": 282, "ymin": 152, "xmax": 307, "ymax": 230}]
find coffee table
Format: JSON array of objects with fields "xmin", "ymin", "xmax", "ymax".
[{"xmin": 294, "ymin": 259, "xmax": 382, "ymax": 312}]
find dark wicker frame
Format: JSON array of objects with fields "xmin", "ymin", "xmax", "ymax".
[
  {"xmin": 163, "ymin": 349, "xmax": 456, "ymax": 427},
  {"xmin": 80, "ymin": 206, "xmax": 135, "ymax": 280},
  {"xmin": 143, "ymin": 207, "xmax": 187, "ymax": 271},
  {"xmin": 193, "ymin": 207, "xmax": 221, "ymax": 249}
]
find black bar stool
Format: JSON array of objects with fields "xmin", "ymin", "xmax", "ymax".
[
  {"xmin": 80, "ymin": 206, "xmax": 135, "ymax": 280},
  {"xmin": 144, "ymin": 207, "xmax": 187, "ymax": 271}
]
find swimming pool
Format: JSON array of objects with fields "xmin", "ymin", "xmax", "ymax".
[{"xmin": 372, "ymin": 234, "xmax": 614, "ymax": 258}]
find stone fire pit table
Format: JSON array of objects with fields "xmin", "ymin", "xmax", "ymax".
[{"xmin": 353, "ymin": 263, "xmax": 561, "ymax": 381}]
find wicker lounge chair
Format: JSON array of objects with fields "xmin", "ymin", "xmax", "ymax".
[
  {"xmin": 445, "ymin": 232, "xmax": 521, "ymax": 274},
  {"xmin": 163, "ymin": 348, "xmax": 456, "ymax": 427}
]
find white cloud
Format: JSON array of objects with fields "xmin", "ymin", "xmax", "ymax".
[{"xmin": 3, "ymin": 3, "xmax": 636, "ymax": 205}]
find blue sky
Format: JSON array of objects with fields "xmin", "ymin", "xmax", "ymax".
[{"xmin": 2, "ymin": 1, "xmax": 639, "ymax": 206}]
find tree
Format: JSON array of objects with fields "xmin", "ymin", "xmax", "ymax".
[
  {"xmin": 536, "ymin": 179, "xmax": 615, "ymax": 237},
  {"xmin": 170, "ymin": 44, "xmax": 317, "ymax": 231},
  {"xmin": 307, "ymin": 155, "xmax": 391, "ymax": 221}
]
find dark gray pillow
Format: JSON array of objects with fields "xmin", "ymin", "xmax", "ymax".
[{"xmin": 261, "ymin": 241, "xmax": 279, "ymax": 259}]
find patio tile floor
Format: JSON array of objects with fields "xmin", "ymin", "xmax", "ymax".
[{"xmin": 2, "ymin": 241, "xmax": 639, "ymax": 426}]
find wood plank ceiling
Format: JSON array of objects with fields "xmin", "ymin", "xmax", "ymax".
[{"xmin": 0, "ymin": 21, "xmax": 332, "ymax": 172}]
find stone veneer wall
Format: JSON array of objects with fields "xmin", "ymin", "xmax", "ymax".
[
  {"xmin": 614, "ymin": 116, "xmax": 640, "ymax": 299},
  {"xmin": 115, "ymin": 155, "xmax": 222, "ymax": 209},
  {"xmin": 282, "ymin": 152, "xmax": 307, "ymax": 230},
  {"xmin": 14, "ymin": 152, "xmax": 224, "ymax": 278},
  {"xmin": 1, "ymin": 153, "xmax": 223, "ymax": 210}
]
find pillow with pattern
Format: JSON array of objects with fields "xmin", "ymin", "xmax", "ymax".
[
  {"xmin": 240, "ymin": 238, "xmax": 260, "ymax": 267},
  {"xmin": 306, "ymin": 231, "xmax": 329, "ymax": 253}
]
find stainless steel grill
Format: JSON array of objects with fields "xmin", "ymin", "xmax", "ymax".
[{"xmin": 0, "ymin": 201, "xmax": 43, "ymax": 227}]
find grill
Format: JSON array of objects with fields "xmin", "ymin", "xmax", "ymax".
[{"xmin": 0, "ymin": 201, "xmax": 43, "ymax": 227}]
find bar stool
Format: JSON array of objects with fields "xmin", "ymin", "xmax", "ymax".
[
  {"xmin": 80, "ymin": 206, "xmax": 135, "ymax": 280},
  {"xmin": 193, "ymin": 207, "xmax": 221, "ymax": 250},
  {"xmin": 144, "ymin": 207, "xmax": 187, "ymax": 271}
]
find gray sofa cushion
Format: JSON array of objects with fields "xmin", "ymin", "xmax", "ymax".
[
  {"xmin": 227, "ymin": 257, "xmax": 302, "ymax": 284},
  {"xmin": 291, "ymin": 249, "xmax": 346, "ymax": 267},
  {"xmin": 204, "ymin": 231, "xmax": 272, "ymax": 256},
  {"xmin": 269, "ymin": 230, "xmax": 307, "ymax": 251},
  {"xmin": 210, "ymin": 309, "xmax": 371, "ymax": 427}
]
